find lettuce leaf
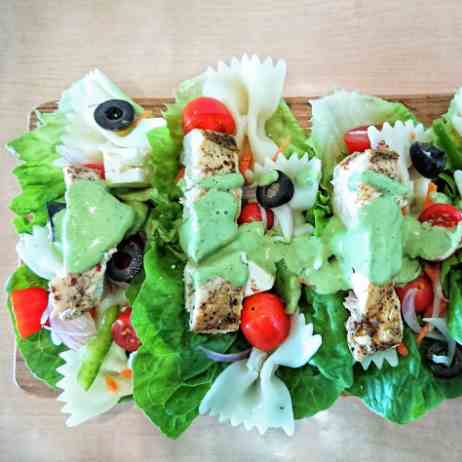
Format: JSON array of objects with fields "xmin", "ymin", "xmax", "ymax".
[
  {"xmin": 5, "ymin": 265, "xmax": 66, "ymax": 389},
  {"xmin": 448, "ymin": 270, "xmax": 462, "ymax": 344},
  {"xmin": 309, "ymin": 90, "xmax": 416, "ymax": 183},
  {"xmin": 7, "ymin": 112, "xmax": 67, "ymax": 233},
  {"xmin": 432, "ymin": 89, "xmax": 462, "ymax": 170},
  {"xmin": 350, "ymin": 329, "xmax": 444, "ymax": 424},
  {"xmin": 305, "ymin": 289, "xmax": 354, "ymax": 389},
  {"xmin": 278, "ymin": 364, "xmax": 341, "ymax": 419},
  {"xmin": 266, "ymin": 100, "xmax": 313, "ymax": 157},
  {"xmin": 131, "ymin": 244, "xmax": 235, "ymax": 438}
]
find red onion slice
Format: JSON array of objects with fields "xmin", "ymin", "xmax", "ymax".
[
  {"xmin": 401, "ymin": 288, "xmax": 421, "ymax": 334},
  {"xmin": 197, "ymin": 346, "xmax": 251, "ymax": 363}
]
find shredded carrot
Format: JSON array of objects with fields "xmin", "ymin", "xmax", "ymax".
[
  {"xmin": 104, "ymin": 375, "xmax": 119, "ymax": 393},
  {"xmin": 89, "ymin": 307, "xmax": 97, "ymax": 320},
  {"xmin": 119, "ymin": 368, "xmax": 133, "ymax": 380},
  {"xmin": 175, "ymin": 166, "xmax": 185, "ymax": 182},
  {"xmin": 423, "ymin": 182, "xmax": 438, "ymax": 210},
  {"xmin": 416, "ymin": 324, "xmax": 433, "ymax": 345},
  {"xmin": 397, "ymin": 342, "xmax": 409, "ymax": 357},
  {"xmin": 239, "ymin": 138, "xmax": 254, "ymax": 175}
]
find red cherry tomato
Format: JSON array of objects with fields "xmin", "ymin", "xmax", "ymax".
[
  {"xmin": 419, "ymin": 203, "xmax": 462, "ymax": 228},
  {"xmin": 238, "ymin": 203, "xmax": 274, "ymax": 229},
  {"xmin": 240, "ymin": 292, "xmax": 290, "ymax": 352},
  {"xmin": 183, "ymin": 97, "xmax": 236, "ymax": 135},
  {"xmin": 82, "ymin": 163, "xmax": 105, "ymax": 179},
  {"xmin": 11, "ymin": 288, "xmax": 49, "ymax": 338},
  {"xmin": 111, "ymin": 307, "xmax": 141, "ymax": 352},
  {"xmin": 344, "ymin": 126, "xmax": 372, "ymax": 154},
  {"xmin": 396, "ymin": 275, "xmax": 433, "ymax": 314}
]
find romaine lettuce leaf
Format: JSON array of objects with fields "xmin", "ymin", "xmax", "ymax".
[
  {"xmin": 350, "ymin": 329, "xmax": 445, "ymax": 424},
  {"xmin": 131, "ymin": 244, "xmax": 235, "ymax": 438},
  {"xmin": 6, "ymin": 112, "xmax": 67, "ymax": 233},
  {"xmin": 432, "ymin": 88, "xmax": 462, "ymax": 170},
  {"xmin": 278, "ymin": 364, "xmax": 341, "ymax": 419},
  {"xmin": 305, "ymin": 289, "xmax": 354, "ymax": 389},
  {"xmin": 5, "ymin": 265, "xmax": 66, "ymax": 389},
  {"xmin": 309, "ymin": 90, "xmax": 416, "ymax": 183},
  {"xmin": 447, "ymin": 270, "xmax": 462, "ymax": 344},
  {"xmin": 266, "ymin": 100, "xmax": 313, "ymax": 157}
]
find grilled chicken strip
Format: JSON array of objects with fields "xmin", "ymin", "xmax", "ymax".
[
  {"xmin": 333, "ymin": 148, "xmax": 405, "ymax": 360},
  {"xmin": 344, "ymin": 272, "xmax": 403, "ymax": 361},
  {"xmin": 182, "ymin": 129, "xmax": 244, "ymax": 333}
]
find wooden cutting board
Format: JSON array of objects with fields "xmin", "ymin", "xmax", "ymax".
[{"xmin": 15, "ymin": 94, "xmax": 452, "ymax": 397}]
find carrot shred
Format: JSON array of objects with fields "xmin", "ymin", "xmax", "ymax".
[
  {"xmin": 104, "ymin": 375, "xmax": 119, "ymax": 393},
  {"xmin": 423, "ymin": 182, "xmax": 438, "ymax": 210},
  {"xmin": 416, "ymin": 324, "xmax": 433, "ymax": 345},
  {"xmin": 397, "ymin": 342, "xmax": 409, "ymax": 357},
  {"xmin": 119, "ymin": 368, "xmax": 133, "ymax": 380},
  {"xmin": 175, "ymin": 166, "xmax": 185, "ymax": 182},
  {"xmin": 239, "ymin": 138, "xmax": 254, "ymax": 175}
]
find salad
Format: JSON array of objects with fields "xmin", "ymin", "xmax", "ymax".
[{"xmin": 5, "ymin": 56, "xmax": 462, "ymax": 438}]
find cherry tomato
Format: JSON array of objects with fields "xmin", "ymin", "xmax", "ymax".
[
  {"xmin": 83, "ymin": 162, "xmax": 105, "ymax": 179},
  {"xmin": 11, "ymin": 288, "xmax": 49, "ymax": 338},
  {"xmin": 419, "ymin": 203, "xmax": 462, "ymax": 228},
  {"xmin": 240, "ymin": 292, "xmax": 290, "ymax": 352},
  {"xmin": 111, "ymin": 307, "xmax": 141, "ymax": 352},
  {"xmin": 396, "ymin": 275, "xmax": 433, "ymax": 314},
  {"xmin": 344, "ymin": 126, "xmax": 372, "ymax": 154},
  {"xmin": 238, "ymin": 203, "xmax": 274, "ymax": 229},
  {"xmin": 183, "ymin": 97, "xmax": 236, "ymax": 135},
  {"xmin": 424, "ymin": 298, "xmax": 447, "ymax": 318}
]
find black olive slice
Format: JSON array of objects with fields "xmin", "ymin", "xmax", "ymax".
[
  {"xmin": 423, "ymin": 340, "xmax": 462, "ymax": 379},
  {"xmin": 410, "ymin": 142, "xmax": 446, "ymax": 179},
  {"xmin": 94, "ymin": 99, "xmax": 135, "ymax": 131},
  {"xmin": 256, "ymin": 170, "xmax": 294, "ymax": 208},
  {"xmin": 107, "ymin": 234, "xmax": 145, "ymax": 285}
]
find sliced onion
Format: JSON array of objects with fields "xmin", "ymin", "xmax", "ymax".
[
  {"xmin": 430, "ymin": 277, "xmax": 443, "ymax": 318},
  {"xmin": 401, "ymin": 288, "xmax": 421, "ymax": 334},
  {"xmin": 197, "ymin": 345, "xmax": 251, "ymax": 363},
  {"xmin": 272, "ymin": 204, "xmax": 294, "ymax": 241},
  {"xmin": 423, "ymin": 317, "xmax": 456, "ymax": 365},
  {"xmin": 47, "ymin": 312, "xmax": 97, "ymax": 351}
]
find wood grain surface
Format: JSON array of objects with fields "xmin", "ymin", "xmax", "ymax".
[{"xmin": 3, "ymin": 1, "xmax": 462, "ymax": 462}]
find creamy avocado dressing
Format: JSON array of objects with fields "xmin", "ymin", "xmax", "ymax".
[
  {"xmin": 63, "ymin": 180, "xmax": 135, "ymax": 274},
  {"xmin": 198, "ymin": 173, "xmax": 244, "ymax": 190},
  {"xmin": 180, "ymin": 190, "xmax": 239, "ymax": 263},
  {"xmin": 348, "ymin": 171, "xmax": 409, "ymax": 197},
  {"xmin": 254, "ymin": 170, "xmax": 279, "ymax": 186},
  {"xmin": 393, "ymin": 256, "xmax": 422, "ymax": 285}
]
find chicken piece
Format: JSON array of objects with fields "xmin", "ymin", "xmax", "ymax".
[
  {"xmin": 344, "ymin": 272, "xmax": 403, "ymax": 361},
  {"xmin": 49, "ymin": 257, "xmax": 110, "ymax": 320},
  {"xmin": 63, "ymin": 165, "xmax": 100, "ymax": 187},
  {"xmin": 185, "ymin": 264, "xmax": 244, "ymax": 334},
  {"xmin": 182, "ymin": 129, "xmax": 242, "ymax": 203},
  {"xmin": 332, "ymin": 147, "xmax": 406, "ymax": 228}
]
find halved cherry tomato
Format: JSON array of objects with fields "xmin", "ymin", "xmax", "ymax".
[
  {"xmin": 11, "ymin": 288, "xmax": 49, "ymax": 338},
  {"xmin": 238, "ymin": 203, "xmax": 274, "ymax": 229},
  {"xmin": 83, "ymin": 162, "xmax": 105, "ymax": 179},
  {"xmin": 240, "ymin": 292, "xmax": 290, "ymax": 352},
  {"xmin": 111, "ymin": 307, "xmax": 141, "ymax": 352},
  {"xmin": 419, "ymin": 203, "xmax": 462, "ymax": 228},
  {"xmin": 183, "ymin": 97, "xmax": 236, "ymax": 135},
  {"xmin": 396, "ymin": 275, "xmax": 433, "ymax": 314},
  {"xmin": 344, "ymin": 126, "xmax": 372, "ymax": 154}
]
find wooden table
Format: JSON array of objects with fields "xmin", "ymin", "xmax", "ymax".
[{"xmin": 2, "ymin": 1, "xmax": 462, "ymax": 461}]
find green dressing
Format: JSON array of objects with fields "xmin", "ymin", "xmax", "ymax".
[
  {"xmin": 199, "ymin": 173, "xmax": 244, "ymax": 190},
  {"xmin": 63, "ymin": 180, "xmax": 135, "ymax": 274}
]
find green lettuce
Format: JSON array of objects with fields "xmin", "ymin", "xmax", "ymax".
[
  {"xmin": 432, "ymin": 88, "xmax": 462, "ymax": 170},
  {"xmin": 131, "ymin": 244, "xmax": 235, "ymax": 438},
  {"xmin": 5, "ymin": 265, "xmax": 66, "ymax": 389},
  {"xmin": 278, "ymin": 364, "xmax": 341, "ymax": 419},
  {"xmin": 350, "ymin": 329, "xmax": 445, "ymax": 424},
  {"xmin": 448, "ymin": 270, "xmax": 462, "ymax": 344},
  {"xmin": 309, "ymin": 90, "xmax": 416, "ymax": 183},
  {"xmin": 7, "ymin": 112, "xmax": 67, "ymax": 233},
  {"xmin": 266, "ymin": 100, "xmax": 313, "ymax": 156},
  {"xmin": 305, "ymin": 289, "xmax": 354, "ymax": 389}
]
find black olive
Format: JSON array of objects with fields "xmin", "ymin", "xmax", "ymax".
[
  {"xmin": 46, "ymin": 201, "xmax": 66, "ymax": 241},
  {"xmin": 107, "ymin": 234, "xmax": 145, "ymax": 285},
  {"xmin": 94, "ymin": 99, "xmax": 135, "ymax": 131},
  {"xmin": 423, "ymin": 340, "xmax": 462, "ymax": 379},
  {"xmin": 256, "ymin": 170, "xmax": 294, "ymax": 208},
  {"xmin": 410, "ymin": 142, "xmax": 446, "ymax": 179}
]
